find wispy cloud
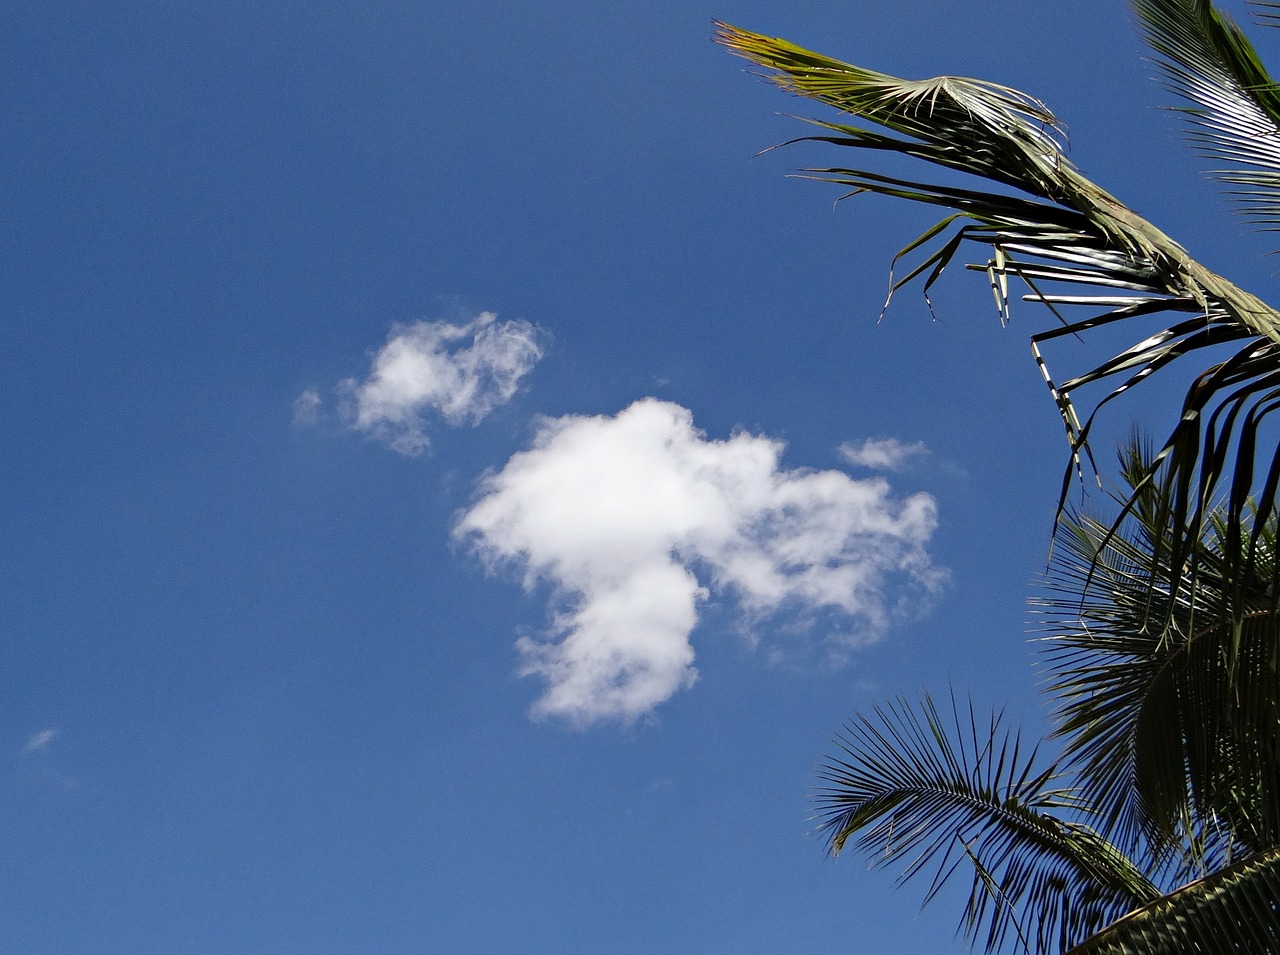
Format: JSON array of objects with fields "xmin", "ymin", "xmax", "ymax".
[
  {"xmin": 302, "ymin": 312, "xmax": 545, "ymax": 455},
  {"xmin": 23, "ymin": 728, "xmax": 59, "ymax": 753},
  {"xmin": 455, "ymin": 399, "xmax": 944, "ymax": 726},
  {"xmin": 839, "ymin": 437, "xmax": 929, "ymax": 471},
  {"xmin": 292, "ymin": 388, "xmax": 322, "ymax": 427}
]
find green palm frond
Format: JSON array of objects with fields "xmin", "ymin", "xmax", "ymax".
[
  {"xmin": 1065, "ymin": 845, "xmax": 1280, "ymax": 955},
  {"xmin": 1037, "ymin": 441, "xmax": 1280, "ymax": 871},
  {"xmin": 712, "ymin": 26, "xmax": 1069, "ymax": 204},
  {"xmin": 716, "ymin": 20, "xmax": 1280, "ymax": 624},
  {"xmin": 1135, "ymin": 0, "xmax": 1280, "ymax": 230},
  {"xmin": 815, "ymin": 694, "xmax": 1159, "ymax": 955}
]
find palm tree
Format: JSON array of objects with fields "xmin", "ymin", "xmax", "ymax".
[
  {"xmin": 718, "ymin": 2, "xmax": 1280, "ymax": 952},
  {"xmin": 810, "ymin": 447, "xmax": 1280, "ymax": 954},
  {"xmin": 1042, "ymin": 447, "xmax": 1280, "ymax": 954},
  {"xmin": 717, "ymin": 0, "xmax": 1280, "ymax": 613}
]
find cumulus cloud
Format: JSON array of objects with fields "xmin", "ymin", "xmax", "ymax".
[
  {"xmin": 334, "ymin": 312, "xmax": 544, "ymax": 455},
  {"xmin": 839, "ymin": 437, "xmax": 929, "ymax": 471},
  {"xmin": 23, "ymin": 728, "xmax": 59, "ymax": 753},
  {"xmin": 455, "ymin": 399, "xmax": 943, "ymax": 726}
]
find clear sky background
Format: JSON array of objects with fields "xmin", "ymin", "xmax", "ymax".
[{"xmin": 4, "ymin": 1, "xmax": 1276, "ymax": 953}]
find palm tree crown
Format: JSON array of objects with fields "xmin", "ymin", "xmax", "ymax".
[{"xmin": 720, "ymin": 2, "xmax": 1280, "ymax": 953}]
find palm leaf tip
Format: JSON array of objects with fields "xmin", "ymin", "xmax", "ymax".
[
  {"xmin": 1134, "ymin": 0, "xmax": 1280, "ymax": 232},
  {"xmin": 713, "ymin": 22, "xmax": 1071, "ymax": 199}
]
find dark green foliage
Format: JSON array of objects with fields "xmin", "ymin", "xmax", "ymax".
[{"xmin": 721, "ymin": 2, "xmax": 1280, "ymax": 952}]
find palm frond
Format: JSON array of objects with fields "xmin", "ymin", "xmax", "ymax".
[
  {"xmin": 1065, "ymin": 845, "xmax": 1280, "ymax": 955},
  {"xmin": 716, "ymin": 20, "xmax": 1280, "ymax": 623},
  {"xmin": 1036, "ymin": 442, "xmax": 1280, "ymax": 871},
  {"xmin": 1134, "ymin": 0, "xmax": 1280, "ymax": 230},
  {"xmin": 815, "ymin": 693, "xmax": 1159, "ymax": 955}
]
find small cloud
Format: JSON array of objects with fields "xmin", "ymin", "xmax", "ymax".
[
  {"xmin": 292, "ymin": 388, "xmax": 322, "ymax": 426},
  {"xmin": 338, "ymin": 312, "xmax": 545, "ymax": 456},
  {"xmin": 839, "ymin": 437, "xmax": 929, "ymax": 472},
  {"xmin": 23, "ymin": 729, "xmax": 59, "ymax": 753},
  {"xmin": 455, "ymin": 399, "xmax": 944, "ymax": 727}
]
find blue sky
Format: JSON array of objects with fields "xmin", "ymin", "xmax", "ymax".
[{"xmin": 4, "ymin": 1, "xmax": 1276, "ymax": 952}]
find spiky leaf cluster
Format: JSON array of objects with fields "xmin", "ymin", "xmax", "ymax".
[{"xmin": 721, "ymin": 2, "xmax": 1280, "ymax": 953}]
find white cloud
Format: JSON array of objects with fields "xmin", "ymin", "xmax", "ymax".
[
  {"xmin": 839, "ymin": 437, "xmax": 929, "ymax": 471},
  {"xmin": 337, "ymin": 312, "xmax": 544, "ymax": 455},
  {"xmin": 23, "ymin": 728, "xmax": 59, "ymax": 753},
  {"xmin": 455, "ymin": 399, "xmax": 943, "ymax": 726},
  {"xmin": 292, "ymin": 388, "xmax": 322, "ymax": 426}
]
